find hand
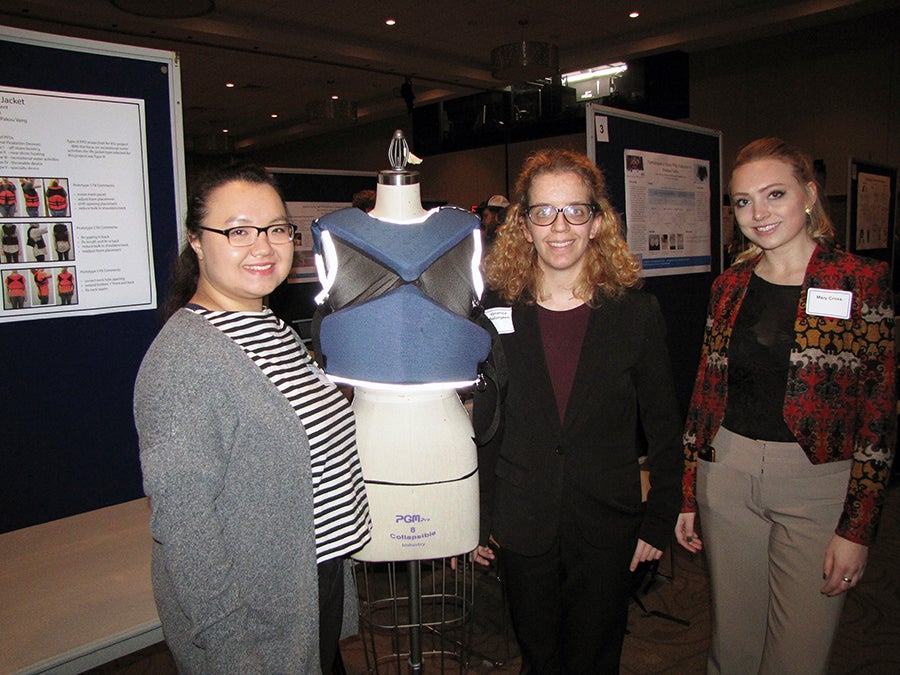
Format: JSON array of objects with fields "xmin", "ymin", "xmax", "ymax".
[
  {"xmin": 675, "ymin": 512, "xmax": 703, "ymax": 553},
  {"xmin": 471, "ymin": 544, "xmax": 496, "ymax": 567},
  {"xmin": 630, "ymin": 538, "xmax": 663, "ymax": 572},
  {"xmin": 449, "ymin": 544, "xmax": 496, "ymax": 570},
  {"xmin": 820, "ymin": 534, "xmax": 868, "ymax": 596}
]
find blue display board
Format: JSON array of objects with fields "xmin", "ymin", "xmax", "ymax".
[
  {"xmin": 587, "ymin": 105, "xmax": 722, "ymax": 411},
  {"xmin": 0, "ymin": 28, "xmax": 184, "ymax": 532}
]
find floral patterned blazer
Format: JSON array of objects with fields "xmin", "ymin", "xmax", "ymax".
[{"xmin": 682, "ymin": 244, "xmax": 895, "ymax": 545}]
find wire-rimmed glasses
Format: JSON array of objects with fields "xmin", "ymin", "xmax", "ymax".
[{"xmin": 525, "ymin": 203, "xmax": 599, "ymax": 227}]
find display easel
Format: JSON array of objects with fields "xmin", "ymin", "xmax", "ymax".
[{"xmin": 629, "ymin": 462, "xmax": 689, "ymax": 627}]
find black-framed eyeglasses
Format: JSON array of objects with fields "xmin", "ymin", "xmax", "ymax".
[
  {"xmin": 525, "ymin": 203, "xmax": 599, "ymax": 227},
  {"xmin": 199, "ymin": 223, "xmax": 296, "ymax": 246}
]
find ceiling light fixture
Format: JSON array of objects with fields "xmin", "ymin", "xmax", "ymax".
[
  {"xmin": 629, "ymin": 11, "xmax": 640, "ymax": 18},
  {"xmin": 385, "ymin": 19, "xmax": 396, "ymax": 26},
  {"xmin": 400, "ymin": 77, "xmax": 415, "ymax": 114},
  {"xmin": 491, "ymin": 20, "xmax": 559, "ymax": 83},
  {"xmin": 562, "ymin": 63, "xmax": 628, "ymax": 85}
]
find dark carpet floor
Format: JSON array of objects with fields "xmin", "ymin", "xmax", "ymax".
[{"xmin": 90, "ymin": 482, "xmax": 900, "ymax": 674}]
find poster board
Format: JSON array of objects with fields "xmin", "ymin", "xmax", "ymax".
[
  {"xmin": 587, "ymin": 104, "xmax": 722, "ymax": 410},
  {"xmin": 588, "ymin": 104, "xmax": 722, "ymax": 276},
  {"xmin": 846, "ymin": 159, "xmax": 897, "ymax": 287},
  {"xmin": 0, "ymin": 27, "xmax": 185, "ymax": 532}
]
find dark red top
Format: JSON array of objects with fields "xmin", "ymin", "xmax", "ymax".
[{"xmin": 538, "ymin": 303, "xmax": 591, "ymax": 424}]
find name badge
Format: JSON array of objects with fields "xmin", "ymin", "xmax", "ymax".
[
  {"xmin": 485, "ymin": 306, "xmax": 514, "ymax": 334},
  {"xmin": 806, "ymin": 287, "xmax": 852, "ymax": 320}
]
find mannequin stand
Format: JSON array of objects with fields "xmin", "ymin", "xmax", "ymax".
[
  {"xmin": 354, "ymin": 556, "xmax": 474, "ymax": 674},
  {"xmin": 408, "ymin": 562, "xmax": 422, "ymax": 674}
]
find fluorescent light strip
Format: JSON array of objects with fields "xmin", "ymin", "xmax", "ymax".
[{"xmin": 562, "ymin": 63, "xmax": 628, "ymax": 85}]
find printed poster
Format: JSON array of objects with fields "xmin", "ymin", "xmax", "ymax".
[
  {"xmin": 285, "ymin": 200, "xmax": 350, "ymax": 283},
  {"xmin": 623, "ymin": 148, "xmax": 711, "ymax": 276},
  {"xmin": 855, "ymin": 171, "xmax": 891, "ymax": 250},
  {"xmin": 0, "ymin": 85, "xmax": 155, "ymax": 321}
]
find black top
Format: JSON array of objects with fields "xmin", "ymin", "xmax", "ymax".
[{"xmin": 724, "ymin": 273, "xmax": 800, "ymax": 441}]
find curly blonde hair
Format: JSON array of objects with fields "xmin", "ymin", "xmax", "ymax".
[
  {"xmin": 729, "ymin": 137, "xmax": 835, "ymax": 265},
  {"xmin": 483, "ymin": 148, "xmax": 641, "ymax": 305}
]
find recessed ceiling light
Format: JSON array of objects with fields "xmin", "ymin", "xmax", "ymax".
[
  {"xmin": 225, "ymin": 82, "xmax": 235, "ymax": 88},
  {"xmin": 222, "ymin": 128, "xmax": 229, "ymax": 133},
  {"xmin": 331, "ymin": 95, "xmax": 340, "ymax": 100},
  {"xmin": 385, "ymin": 18, "xmax": 396, "ymax": 26},
  {"xmin": 629, "ymin": 11, "xmax": 640, "ymax": 18},
  {"xmin": 270, "ymin": 113, "xmax": 278, "ymax": 118}
]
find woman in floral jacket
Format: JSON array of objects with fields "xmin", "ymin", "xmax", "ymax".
[{"xmin": 676, "ymin": 138, "xmax": 895, "ymax": 675}]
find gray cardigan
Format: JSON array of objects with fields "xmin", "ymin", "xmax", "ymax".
[{"xmin": 134, "ymin": 308, "xmax": 359, "ymax": 674}]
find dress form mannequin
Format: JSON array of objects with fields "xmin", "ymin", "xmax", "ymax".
[{"xmin": 312, "ymin": 131, "xmax": 488, "ymax": 561}]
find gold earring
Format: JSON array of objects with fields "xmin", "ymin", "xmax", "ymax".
[{"xmin": 805, "ymin": 206, "xmax": 812, "ymax": 215}]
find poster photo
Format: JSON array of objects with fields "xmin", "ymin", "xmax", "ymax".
[{"xmin": 623, "ymin": 148, "xmax": 711, "ymax": 276}]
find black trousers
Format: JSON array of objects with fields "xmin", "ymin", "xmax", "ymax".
[
  {"xmin": 499, "ymin": 522, "xmax": 634, "ymax": 675},
  {"xmin": 317, "ymin": 557, "xmax": 345, "ymax": 675}
]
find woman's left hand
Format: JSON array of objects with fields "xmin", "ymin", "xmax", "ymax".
[
  {"xmin": 630, "ymin": 538, "xmax": 663, "ymax": 572},
  {"xmin": 820, "ymin": 534, "xmax": 868, "ymax": 596}
]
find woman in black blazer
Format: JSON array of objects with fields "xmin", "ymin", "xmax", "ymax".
[{"xmin": 473, "ymin": 149, "xmax": 683, "ymax": 673}]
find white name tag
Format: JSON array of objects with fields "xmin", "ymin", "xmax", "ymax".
[
  {"xmin": 485, "ymin": 306, "xmax": 514, "ymax": 334},
  {"xmin": 806, "ymin": 287, "xmax": 852, "ymax": 319}
]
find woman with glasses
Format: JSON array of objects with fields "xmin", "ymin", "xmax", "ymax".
[
  {"xmin": 134, "ymin": 163, "xmax": 370, "ymax": 674},
  {"xmin": 472, "ymin": 148, "xmax": 683, "ymax": 673}
]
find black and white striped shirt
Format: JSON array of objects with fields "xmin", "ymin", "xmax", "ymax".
[{"xmin": 191, "ymin": 306, "xmax": 371, "ymax": 562}]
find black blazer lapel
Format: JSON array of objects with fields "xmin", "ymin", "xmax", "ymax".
[
  {"xmin": 563, "ymin": 300, "xmax": 621, "ymax": 431},
  {"xmin": 511, "ymin": 304, "xmax": 563, "ymax": 435}
]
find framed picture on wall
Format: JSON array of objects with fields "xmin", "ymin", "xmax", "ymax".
[{"xmin": 847, "ymin": 159, "xmax": 897, "ymax": 278}]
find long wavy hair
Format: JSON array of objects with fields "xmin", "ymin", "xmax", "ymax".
[
  {"xmin": 161, "ymin": 163, "xmax": 283, "ymax": 321},
  {"xmin": 483, "ymin": 148, "xmax": 641, "ymax": 306},
  {"xmin": 729, "ymin": 137, "xmax": 835, "ymax": 266}
]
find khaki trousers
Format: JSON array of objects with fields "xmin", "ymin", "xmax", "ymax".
[{"xmin": 697, "ymin": 426, "xmax": 851, "ymax": 675}]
